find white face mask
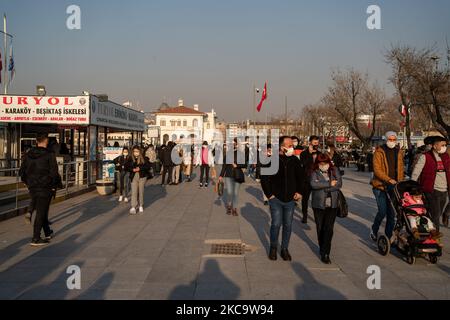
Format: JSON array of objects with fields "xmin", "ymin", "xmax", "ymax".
[
  {"xmin": 123, "ymin": 152, "xmax": 129, "ymax": 156},
  {"xmin": 438, "ymin": 146, "xmax": 447, "ymax": 154},
  {"xmin": 386, "ymin": 141, "xmax": 396, "ymax": 149},
  {"xmin": 319, "ymin": 164, "xmax": 330, "ymax": 172},
  {"xmin": 284, "ymin": 147, "xmax": 294, "ymax": 157},
  {"xmin": 293, "ymin": 142, "xmax": 298, "ymax": 147}
]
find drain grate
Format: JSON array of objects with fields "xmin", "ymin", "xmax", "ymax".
[{"xmin": 210, "ymin": 242, "xmax": 245, "ymax": 256}]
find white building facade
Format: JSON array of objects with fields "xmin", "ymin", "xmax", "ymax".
[{"xmin": 153, "ymin": 100, "xmax": 218, "ymax": 145}]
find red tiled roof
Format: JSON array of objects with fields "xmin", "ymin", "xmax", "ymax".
[{"xmin": 153, "ymin": 106, "xmax": 205, "ymax": 115}]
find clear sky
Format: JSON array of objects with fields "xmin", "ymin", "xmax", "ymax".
[{"xmin": 2, "ymin": 0, "xmax": 450, "ymax": 121}]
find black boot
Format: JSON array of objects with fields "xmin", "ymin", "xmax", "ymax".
[
  {"xmin": 269, "ymin": 247, "xmax": 277, "ymax": 261},
  {"xmin": 320, "ymin": 254, "xmax": 331, "ymax": 264},
  {"xmin": 280, "ymin": 248, "xmax": 292, "ymax": 261}
]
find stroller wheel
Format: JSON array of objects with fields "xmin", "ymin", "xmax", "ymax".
[
  {"xmin": 429, "ymin": 254, "xmax": 438, "ymax": 264},
  {"xmin": 377, "ymin": 235, "xmax": 390, "ymax": 256}
]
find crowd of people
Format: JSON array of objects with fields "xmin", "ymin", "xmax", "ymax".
[{"xmin": 19, "ymin": 132, "xmax": 449, "ymax": 268}]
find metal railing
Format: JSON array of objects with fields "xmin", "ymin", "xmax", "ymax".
[{"xmin": 0, "ymin": 160, "xmax": 98, "ymax": 217}]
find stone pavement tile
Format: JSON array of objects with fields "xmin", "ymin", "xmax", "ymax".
[
  {"xmin": 364, "ymin": 281, "xmax": 427, "ymax": 300},
  {"xmin": 144, "ymin": 255, "xmax": 201, "ymax": 283},
  {"xmin": 245, "ymin": 260, "xmax": 299, "ymax": 283},
  {"xmin": 408, "ymin": 283, "xmax": 450, "ymax": 300},
  {"xmin": 137, "ymin": 281, "xmax": 196, "ymax": 300},
  {"xmin": 77, "ymin": 288, "xmax": 140, "ymax": 300},
  {"xmin": 75, "ymin": 245, "xmax": 125, "ymax": 258},
  {"xmin": 171, "ymin": 226, "xmax": 208, "ymax": 240},
  {"xmin": 163, "ymin": 239, "xmax": 206, "ymax": 257},
  {"xmin": 90, "ymin": 267, "xmax": 151, "ymax": 291},
  {"xmin": 248, "ymin": 281, "xmax": 298, "ymax": 300},
  {"xmin": 135, "ymin": 223, "xmax": 178, "ymax": 241}
]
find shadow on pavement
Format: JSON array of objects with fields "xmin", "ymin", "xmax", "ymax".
[
  {"xmin": 168, "ymin": 259, "xmax": 240, "ymax": 300},
  {"xmin": 0, "ymin": 187, "xmax": 140, "ymax": 299},
  {"xmin": 292, "ymin": 262, "xmax": 347, "ymax": 300},
  {"xmin": 241, "ymin": 202, "xmax": 270, "ymax": 254}
]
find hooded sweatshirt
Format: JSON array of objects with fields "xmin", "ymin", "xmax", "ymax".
[{"xmin": 19, "ymin": 147, "xmax": 60, "ymax": 191}]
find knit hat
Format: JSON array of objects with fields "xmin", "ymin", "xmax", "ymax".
[{"xmin": 384, "ymin": 131, "xmax": 397, "ymax": 140}]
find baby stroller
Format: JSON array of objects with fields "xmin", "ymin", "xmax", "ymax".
[{"xmin": 377, "ymin": 180, "xmax": 442, "ymax": 265}]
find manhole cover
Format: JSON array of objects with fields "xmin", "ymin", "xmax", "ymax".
[{"xmin": 210, "ymin": 243, "xmax": 245, "ymax": 255}]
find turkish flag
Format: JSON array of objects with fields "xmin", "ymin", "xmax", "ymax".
[{"xmin": 256, "ymin": 82, "xmax": 267, "ymax": 112}]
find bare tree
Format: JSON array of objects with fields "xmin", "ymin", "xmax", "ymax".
[
  {"xmin": 386, "ymin": 45, "xmax": 450, "ymax": 139},
  {"xmin": 322, "ymin": 69, "xmax": 387, "ymax": 150}
]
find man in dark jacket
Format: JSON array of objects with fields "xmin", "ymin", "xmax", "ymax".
[
  {"xmin": 20, "ymin": 133, "xmax": 61, "ymax": 247},
  {"xmin": 261, "ymin": 136, "xmax": 305, "ymax": 261},
  {"xmin": 161, "ymin": 142, "xmax": 174, "ymax": 185},
  {"xmin": 299, "ymin": 135, "xmax": 321, "ymax": 224}
]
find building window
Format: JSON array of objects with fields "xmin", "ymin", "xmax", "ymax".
[
  {"xmin": 160, "ymin": 119, "xmax": 166, "ymax": 127},
  {"xmin": 170, "ymin": 120, "xmax": 176, "ymax": 127},
  {"xmin": 183, "ymin": 120, "xmax": 187, "ymax": 127},
  {"xmin": 177, "ymin": 120, "xmax": 182, "ymax": 127},
  {"xmin": 207, "ymin": 123, "xmax": 211, "ymax": 129},
  {"xmin": 193, "ymin": 119, "xmax": 198, "ymax": 127}
]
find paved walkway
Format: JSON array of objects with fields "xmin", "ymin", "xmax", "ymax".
[{"xmin": 0, "ymin": 169, "xmax": 449, "ymax": 300}]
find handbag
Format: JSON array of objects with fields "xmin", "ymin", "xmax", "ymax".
[
  {"xmin": 215, "ymin": 180, "xmax": 224, "ymax": 196},
  {"xmin": 232, "ymin": 167, "xmax": 245, "ymax": 183},
  {"xmin": 211, "ymin": 167, "xmax": 217, "ymax": 179},
  {"xmin": 336, "ymin": 190, "xmax": 348, "ymax": 218}
]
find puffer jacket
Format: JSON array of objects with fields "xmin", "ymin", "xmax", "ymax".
[{"xmin": 371, "ymin": 145, "xmax": 404, "ymax": 191}]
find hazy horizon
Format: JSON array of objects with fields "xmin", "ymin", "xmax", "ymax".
[{"xmin": 2, "ymin": 0, "xmax": 449, "ymax": 121}]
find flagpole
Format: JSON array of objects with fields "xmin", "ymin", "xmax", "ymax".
[
  {"xmin": 252, "ymin": 83, "xmax": 256, "ymax": 129},
  {"xmin": 3, "ymin": 14, "xmax": 7, "ymax": 94}
]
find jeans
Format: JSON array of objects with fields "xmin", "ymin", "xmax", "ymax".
[
  {"xmin": 131, "ymin": 175, "xmax": 147, "ymax": 208},
  {"xmin": 224, "ymin": 177, "xmax": 241, "ymax": 208},
  {"xmin": 30, "ymin": 189, "xmax": 53, "ymax": 241},
  {"xmin": 269, "ymin": 198, "xmax": 296, "ymax": 250},
  {"xmin": 372, "ymin": 187, "xmax": 395, "ymax": 239},
  {"xmin": 119, "ymin": 171, "xmax": 130, "ymax": 197},
  {"xmin": 425, "ymin": 190, "xmax": 448, "ymax": 232},
  {"xmin": 313, "ymin": 207, "xmax": 337, "ymax": 255},
  {"xmin": 200, "ymin": 164, "xmax": 210, "ymax": 184}
]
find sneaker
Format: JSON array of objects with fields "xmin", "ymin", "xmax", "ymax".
[
  {"xmin": 255, "ymin": 179, "xmax": 261, "ymax": 183},
  {"xmin": 30, "ymin": 238, "xmax": 49, "ymax": 247},
  {"xmin": 118, "ymin": 196, "xmax": 123, "ymax": 202},
  {"xmin": 204, "ymin": 183, "xmax": 208, "ymax": 188},
  {"xmin": 44, "ymin": 230, "xmax": 54, "ymax": 240},
  {"xmin": 370, "ymin": 231, "xmax": 377, "ymax": 242},
  {"xmin": 199, "ymin": 183, "xmax": 203, "ymax": 188},
  {"xmin": 129, "ymin": 208, "xmax": 137, "ymax": 215},
  {"xmin": 139, "ymin": 206, "xmax": 144, "ymax": 213},
  {"xmin": 124, "ymin": 197, "xmax": 129, "ymax": 203},
  {"xmin": 24, "ymin": 212, "xmax": 32, "ymax": 224}
]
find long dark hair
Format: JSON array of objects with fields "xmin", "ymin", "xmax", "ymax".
[{"xmin": 131, "ymin": 145, "xmax": 145, "ymax": 165}]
